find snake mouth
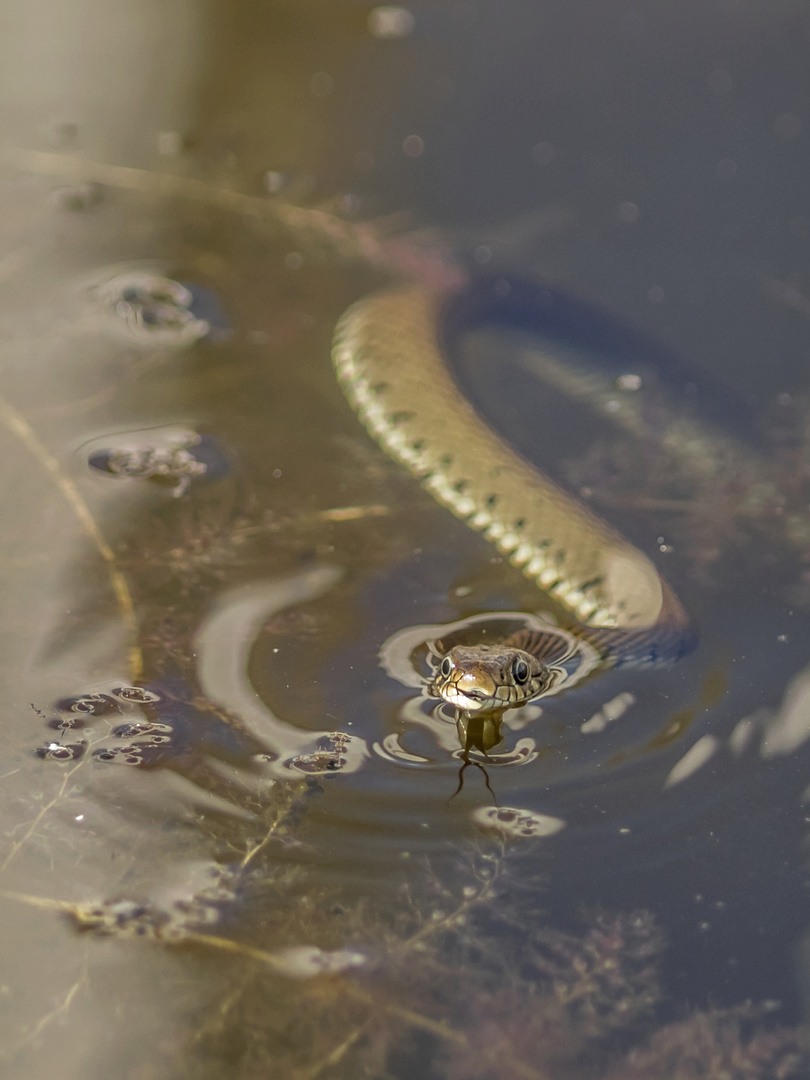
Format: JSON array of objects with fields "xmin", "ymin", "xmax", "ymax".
[
  {"xmin": 440, "ymin": 685, "xmax": 498, "ymax": 712},
  {"xmin": 462, "ymin": 688, "xmax": 490, "ymax": 702}
]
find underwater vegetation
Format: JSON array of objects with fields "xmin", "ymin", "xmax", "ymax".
[{"xmin": 6, "ymin": 789, "xmax": 806, "ymax": 1080}]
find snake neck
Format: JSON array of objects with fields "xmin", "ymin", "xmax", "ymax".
[{"xmin": 332, "ymin": 275, "xmax": 698, "ymax": 667}]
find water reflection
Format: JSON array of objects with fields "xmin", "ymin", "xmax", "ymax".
[{"xmin": 195, "ymin": 566, "xmax": 370, "ymax": 777}]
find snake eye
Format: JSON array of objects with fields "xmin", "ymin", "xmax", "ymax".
[
  {"xmin": 440, "ymin": 656, "xmax": 453, "ymax": 678},
  {"xmin": 513, "ymin": 658, "xmax": 529, "ymax": 685}
]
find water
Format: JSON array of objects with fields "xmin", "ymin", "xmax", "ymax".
[{"xmin": 0, "ymin": 2, "xmax": 809, "ymax": 1077}]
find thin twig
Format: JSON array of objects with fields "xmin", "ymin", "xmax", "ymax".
[
  {"xmin": 0, "ymin": 763, "xmax": 86, "ymax": 873},
  {"xmin": 0, "ymin": 390, "xmax": 142, "ymax": 681},
  {"xmin": 295, "ymin": 1020, "xmax": 372, "ymax": 1080},
  {"xmin": 0, "ymin": 146, "xmax": 387, "ymax": 267}
]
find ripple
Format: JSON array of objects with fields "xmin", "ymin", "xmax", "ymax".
[
  {"xmin": 194, "ymin": 566, "xmax": 371, "ymax": 778},
  {"xmin": 377, "ymin": 610, "xmax": 603, "ymax": 766}
]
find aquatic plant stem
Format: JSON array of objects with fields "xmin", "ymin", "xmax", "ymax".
[
  {"xmin": 0, "ymin": 762, "xmax": 87, "ymax": 873},
  {"xmin": 0, "ymin": 889, "xmax": 549, "ymax": 1079},
  {"xmin": 294, "ymin": 1019, "xmax": 373, "ymax": 1080},
  {"xmin": 0, "ymin": 146, "xmax": 385, "ymax": 266},
  {"xmin": 0, "ymin": 390, "xmax": 142, "ymax": 681}
]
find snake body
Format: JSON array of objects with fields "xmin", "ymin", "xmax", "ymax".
[{"xmin": 332, "ymin": 275, "xmax": 698, "ymax": 688}]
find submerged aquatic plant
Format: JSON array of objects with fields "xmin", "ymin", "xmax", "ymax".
[{"xmin": 7, "ymin": 833, "xmax": 797, "ymax": 1080}]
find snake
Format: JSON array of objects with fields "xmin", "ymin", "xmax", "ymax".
[{"xmin": 331, "ymin": 273, "xmax": 718, "ymax": 716}]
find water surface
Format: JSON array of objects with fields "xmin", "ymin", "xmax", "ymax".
[{"xmin": 0, "ymin": 2, "xmax": 809, "ymax": 1078}]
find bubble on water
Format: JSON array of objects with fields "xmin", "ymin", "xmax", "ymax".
[
  {"xmin": 111, "ymin": 721, "xmax": 173, "ymax": 739},
  {"xmin": 278, "ymin": 731, "xmax": 368, "ymax": 776},
  {"xmin": 35, "ymin": 741, "xmax": 87, "ymax": 762},
  {"xmin": 111, "ymin": 686, "xmax": 162, "ymax": 704},
  {"xmin": 288, "ymin": 753, "xmax": 347, "ymax": 774},
  {"xmin": 89, "ymin": 270, "xmax": 212, "ymax": 347},
  {"xmin": 54, "ymin": 693, "xmax": 118, "ymax": 717},
  {"xmin": 47, "ymin": 715, "xmax": 87, "ymax": 731},
  {"xmin": 93, "ymin": 745, "xmax": 146, "ymax": 766},
  {"xmin": 472, "ymin": 806, "xmax": 566, "ymax": 839}
]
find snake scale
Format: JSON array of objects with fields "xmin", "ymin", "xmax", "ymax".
[{"xmin": 331, "ymin": 274, "xmax": 703, "ymax": 708}]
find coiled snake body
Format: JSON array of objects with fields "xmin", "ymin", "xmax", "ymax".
[{"xmin": 332, "ymin": 275, "xmax": 701, "ymax": 714}]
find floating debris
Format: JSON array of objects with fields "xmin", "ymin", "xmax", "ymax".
[
  {"xmin": 110, "ymin": 721, "xmax": 172, "ymax": 739},
  {"xmin": 268, "ymin": 945, "xmax": 367, "ymax": 978},
  {"xmin": 90, "ymin": 270, "xmax": 211, "ymax": 346},
  {"xmin": 53, "ymin": 692, "xmax": 119, "ymax": 716},
  {"xmin": 110, "ymin": 686, "xmax": 163, "ymax": 704},
  {"xmin": 472, "ymin": 805, "xmax": 566, "ymax": 839},
  {"xmin": 89, "ymin": 429, "xmax": 228, "ymax": 496},
  {"xmin": 69, "ymin": 866, "xmax": 238, "ymax": 941}
]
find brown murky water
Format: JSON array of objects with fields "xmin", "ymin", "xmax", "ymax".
[{"xmin": 1, "ymin": 3, "xmax": 810, "ymax": 1078}]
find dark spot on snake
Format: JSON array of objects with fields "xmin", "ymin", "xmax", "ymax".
[
  {"xmin": 485, "ymin": 493, "xmax": 499, "ymax": 508},
  {"xmin": 411, "ymin": 439, "xmax": 426, "ymax": 452},
  {"xmin": 513, "ymin": 518, "xmax": 526, "ymax": 531},
  {"xmin": 555, "ymin": 549, "xmax": 566, "ymax": 564},
  {"xmin": 454, "ymin": 479, "xmax": 468, "ymax": 493},
  {"xmin": 388, "ymin": 411, "xmax": 416, "ymax": 426},
  {"xmin": 371, "ymin": 382, "xmax": 389, "ymax": 395},
  {"xmin": 440, "ymin": 454, "xmax": 454, "ymax": 468}
]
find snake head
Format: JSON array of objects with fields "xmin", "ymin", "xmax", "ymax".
[{"xmin": 429, "ymin": 643, "xmax": 552, "ymax": 713}]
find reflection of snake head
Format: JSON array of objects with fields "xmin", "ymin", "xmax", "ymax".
[{"xmin": 430, "ymin": 643, "xmax": 553, "ymax": 714}]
